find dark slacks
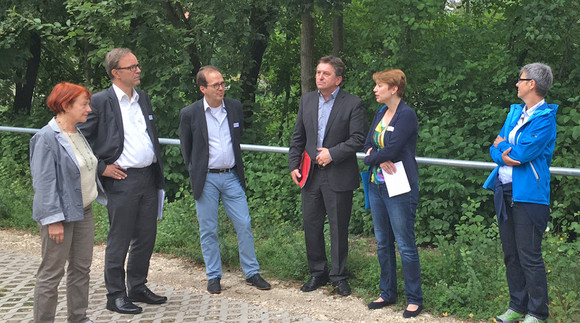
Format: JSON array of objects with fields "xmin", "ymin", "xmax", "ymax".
[
  {"xmin": 498, "ymin": 185, "xmax": 549, "ymax": 320},
  {"xmin": 102, "ymin": 165, "xmax": 158, "ymax": 299},
  {"xmin": 301, "ymin": 166, "xmax": 353, "ymax": 282}
]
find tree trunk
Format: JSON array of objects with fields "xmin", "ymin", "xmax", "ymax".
[
  {"xmin": 301, "ymin": 0, "xmax": 315, "ymax": 94},
  {"xmin": 240, "ymin": 3, "xmax": 275, "ymax": 128},
  {"xmin": 332, "ymin": 3, "xmax": 344, "ymax": 57},
  {"xmin": 13, "ymin": 32, "xmax": 41, "ymax": 115}
]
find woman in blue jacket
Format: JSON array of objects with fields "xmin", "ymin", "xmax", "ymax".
[
  {"xmin": 30, "ymin": 82, "xmax": 104, "ymax": 323},
  {"xmin": 363, "ymin": 69, "xmax": 423, "ymax": 318},
  {"xmin": 484, "ymin": 63, "xmax": 557, "ymax": 323}
]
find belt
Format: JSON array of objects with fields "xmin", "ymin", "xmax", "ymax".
[{"xmin": 208, "ymin": 168, "xmax": 233, "ymax": 174}]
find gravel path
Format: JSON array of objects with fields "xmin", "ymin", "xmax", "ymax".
[{"xmin": 0, "ymin": 228, "xmax": 464, "ymax": 322}]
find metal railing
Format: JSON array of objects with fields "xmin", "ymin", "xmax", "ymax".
[{"xmin": 2, "ymin": 125, "xmax": 580, "ymax": 177}]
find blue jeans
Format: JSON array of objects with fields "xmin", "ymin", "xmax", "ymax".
[
  {"xmin": 498, "ymin": 185, "xmax": 549, "ymax": 320},
  {"xmin": 369, "ymin": 181, "xmax": 423, "ymax": 306},
  {"xmin": 195, "ymin": 171, "xmax": 260, "ymax": 279}
]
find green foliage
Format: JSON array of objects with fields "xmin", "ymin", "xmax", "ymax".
[
  {"xmin": 543, "ymin": 233, "xmax": 580, "ymax": 322},
  {"xmin": 0, "ymin": 133, "xmax": 35, "ymax": 229},
  {"xmin": 1, "ymin": 0, "xmax": 579, "ymax": 319},
  {"xmin": 255, "ymin": 225, "xmax": 310, "ymax": 280}
]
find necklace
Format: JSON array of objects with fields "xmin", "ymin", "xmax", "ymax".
[{"xmin": 56, "ymin": 118, "xmax": 96, "ymax": 172}]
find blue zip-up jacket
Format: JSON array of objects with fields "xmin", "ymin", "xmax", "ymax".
[
  {"xmin": 30, "ymin": 118, "xmax": 106, "ymax": 226},
  {"xmin": 483, "ymin": 101, "xmax": 558, "ymax": 205}
]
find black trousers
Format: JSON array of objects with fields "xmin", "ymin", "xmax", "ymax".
[
  {"xmin": 102, "ymin": 165, "xmax": 158, "ymax": 299},
  {"xmin": 301, "ymin": 166, "xmax": 353, "ymax": 282}
]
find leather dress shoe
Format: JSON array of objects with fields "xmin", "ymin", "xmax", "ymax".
[
  {"xmin": 403, "ymin": 305, "xmax": 423, "ymax": 318},
  {"xmin": 333, "ymin": 280, "xmax": 351, "ymax": 296},
  {"xmin": 106, "ymin": 296, "xmax": 142, "ymax": 314},
  {"xmin": 246, "ymin": 273, "xmax": 271, "ymax": 290},
  {"xmin": 300, "ymin": 274, "xmax": 329, "ymax": 292},
  {"xmin": 207, "ymin": 278, "xmax": 221, "ymax": 294},
  {"xmin": 129, "ymin": 286, "xmax": 167, "ymax": 304},
  {"xmin": 368, "ymin": 299, "xmax": 396, "ymax": 310}
]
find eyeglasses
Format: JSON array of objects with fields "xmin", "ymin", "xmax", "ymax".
[
  {"xmin": 517, "ymin": 78, "xmax": 533, "ymax": 83},
  {"xmin": 115, "ymin": 64, "xmax": 140, "ymax": 72},
  {"xmin": 207, "ymin": 82, "xmax": 227, "ymax": 90}
]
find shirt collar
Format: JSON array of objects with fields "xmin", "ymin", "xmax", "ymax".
[
  {"xmin": 318, "ymin": 86, "xmax": 340, "ymax": 102},
  {"xmin": 524, "ymin": 99, "xmax": 545, "ymax": 118},
  {"xmin": 112, "ymin": 84, "xmax": 139, "ymax": 103},
  {"xmin": 203, "ymin": 97, "xmax": 225, "ymax": 112}
]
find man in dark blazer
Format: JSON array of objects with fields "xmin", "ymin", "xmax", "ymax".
[
  {"xmin": 79, "ymin": 48, "xmax": 166, "ymax": 314},
  {"xmin": 289, "ymin": 56, "xmax": 367, "ymax": 296},
  {"xmin": 179, "ymin": 66, "xmax": 270, "ymax": 294}
]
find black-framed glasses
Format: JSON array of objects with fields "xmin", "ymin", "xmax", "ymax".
[
  {"xmin": 518, "ymin": 78, "xmax": 533, "ymax": 83},
  {"xmin": 207, "ymin": 82, "xmax": 226, "ymax": 90},
  {"xmin": 115, "ymin": 64, "xmax": 140, "ymax": 72}
]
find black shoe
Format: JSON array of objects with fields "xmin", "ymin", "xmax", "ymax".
[
  {"xmin": 300, "ymin": 274, "xmax": 329, "ymax": 292},
  {"xmin": 246, "ymin": 273, "xmax": 271, "ymax": 290},
  {"xmin": 207, "ymin": 278, "xmax": 221, "ymax": 294},
  {"xmin": 368, "ymin": 299, "xmax": 396, "ymax": 310},
  {"xmin": 106, "ymin": 296, "xmax": 143, "ymax": 314},
  {"xmin": 403, "ymin": 305, "xmax": 423, "ymax": 318},
  {"xmin": 333, "ymin": 280, "xmax": 351, "ymax": 296},
  {"xmin": 129, "ymin": 286, "xmax": 167, "ymax": 304}
]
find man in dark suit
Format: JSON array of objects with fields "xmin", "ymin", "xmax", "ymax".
[
  {"xmin": 79, "ymin": 48, "xmax": 167, "ymax": 314},
  {"xmin": 179, "ymin": 66, "xmax": 270, "ymax": 294},
  {"xmin": 289, "ymin": 56, "xmax": 367, "ymax": 296}
]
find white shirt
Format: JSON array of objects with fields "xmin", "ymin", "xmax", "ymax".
[
  {"xmin": 112, "ymin": 84, "xmax": 156, "ymax": 169},
  {"xmin": 498, "ymin": 99, "xmax": 544, "ymax": 184},
  {"xmin": 204, "ymin": 97, "xmax": 236, "ymax": 169}
]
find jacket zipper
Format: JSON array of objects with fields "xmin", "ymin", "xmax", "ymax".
[{"xmin": 530, "ymin": 161, "xmax": 540, "ymax": 181}]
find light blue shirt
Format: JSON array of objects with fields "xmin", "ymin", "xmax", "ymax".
[
  {"xmin": 498, "ymin": 99, "xmax": 545, "ymax": 184},
  {"xmin": 204, "ymin": 97, "xmax": 236, "ymax": 169},
  {"xmin": 317, "ymin": 87, "xmax": 340, "ymax": 157}
]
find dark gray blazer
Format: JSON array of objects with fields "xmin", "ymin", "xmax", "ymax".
[
  {"xmin": 289, "ymin": 88, "xmax": 367, "ymax": 191},
  {"xmin": 78, "ymin": 86, "xmax": 164, "ymax": 189},
  {"xmin": 179, "ymin": 98, "xmax": 245, "ymax": 200}
]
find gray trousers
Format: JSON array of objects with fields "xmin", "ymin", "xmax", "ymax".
[{"xmin": 34, "ymin": 206, "xmax": 94, "ymax": 323}]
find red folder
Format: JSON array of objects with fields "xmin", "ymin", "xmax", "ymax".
[{"xmin": 298, "ymin": 150, "xmax": 312, "ymax": 188}]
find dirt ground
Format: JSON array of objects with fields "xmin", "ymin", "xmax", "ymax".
[{"xmin": 0, "ymin": 228, "xmax": 465, "ymax": 323}]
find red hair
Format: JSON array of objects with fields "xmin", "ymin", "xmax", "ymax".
[{"xmin": 46, "ymin": 82, "xmax": 92, "ymax": 115}]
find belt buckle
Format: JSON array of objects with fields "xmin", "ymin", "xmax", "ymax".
[{"xmin": 219, "ymin": 168, "xmax": 229, "ymax": 174}]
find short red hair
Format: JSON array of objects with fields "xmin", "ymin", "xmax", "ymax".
[{"xmin": 46, "ymin": 82, "xmax": 92, "ymax": 115}]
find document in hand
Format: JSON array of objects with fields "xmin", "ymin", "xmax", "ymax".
[
  {"xmin": 157, "ymin": 189, "xmax": 165, "ymax": 219},
  {"xmin": 299, "ymin": 150, "xmax": 312, "ymax": 188},
  {"xmin": 381, "ymin": 161, "xmax": 411, "ymax": 197}
]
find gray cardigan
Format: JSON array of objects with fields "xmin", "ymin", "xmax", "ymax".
[{"xmin": 30, "ymin": 118, "xmax": 106, "ymax": 226}]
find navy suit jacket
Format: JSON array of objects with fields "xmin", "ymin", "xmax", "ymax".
[
  {"xmin": 78, "ymin": 86, "xmax": 165, "ymax": 189},
  {"xmin": 363, "ymin": 100, "xmax": 418, "ymax": 185},
  {"xmin": 288, "ymin": 88, "xmax": 367, "ymax": 191},
  {"xmin": 179, "ymin": 98, "xmax": 245, "ymax": 200}
]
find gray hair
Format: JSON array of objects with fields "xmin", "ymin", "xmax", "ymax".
[
  {"xmin": 105, "ymin": 48, "xmax": 133, "ymax": 79},
  {"xmin": 318, "ymin": 56, "xmax": 345, "ymax": 79},
  {"xmin": 520, "ymin": 63, "xmax": 553, "ymax": 97}
]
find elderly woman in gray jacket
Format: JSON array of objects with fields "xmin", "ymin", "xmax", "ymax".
[{"xmin": 30, "ymin": 82, "xmax": 104, "ymax": 323}]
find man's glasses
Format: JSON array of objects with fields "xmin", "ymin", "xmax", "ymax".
[
  {"xmin": 207, "ymin": 82, "xmax": 227, "ymax": 90},
  {"xmin": 518, "ymin": 78, "xmax": 533, "ymax": 83},
  {"xmin": 115, "ymin": 64, "xmax": 140, "ymax": 72}
]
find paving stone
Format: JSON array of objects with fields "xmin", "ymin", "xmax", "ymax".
[{"xmin": 0, "ymin": 249, "xmax": 321, "ymax": 322}]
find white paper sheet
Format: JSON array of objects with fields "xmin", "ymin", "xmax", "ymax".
[{"xmin": 382, "ymin": 161, "xmax": 411, "ymax": 197}]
